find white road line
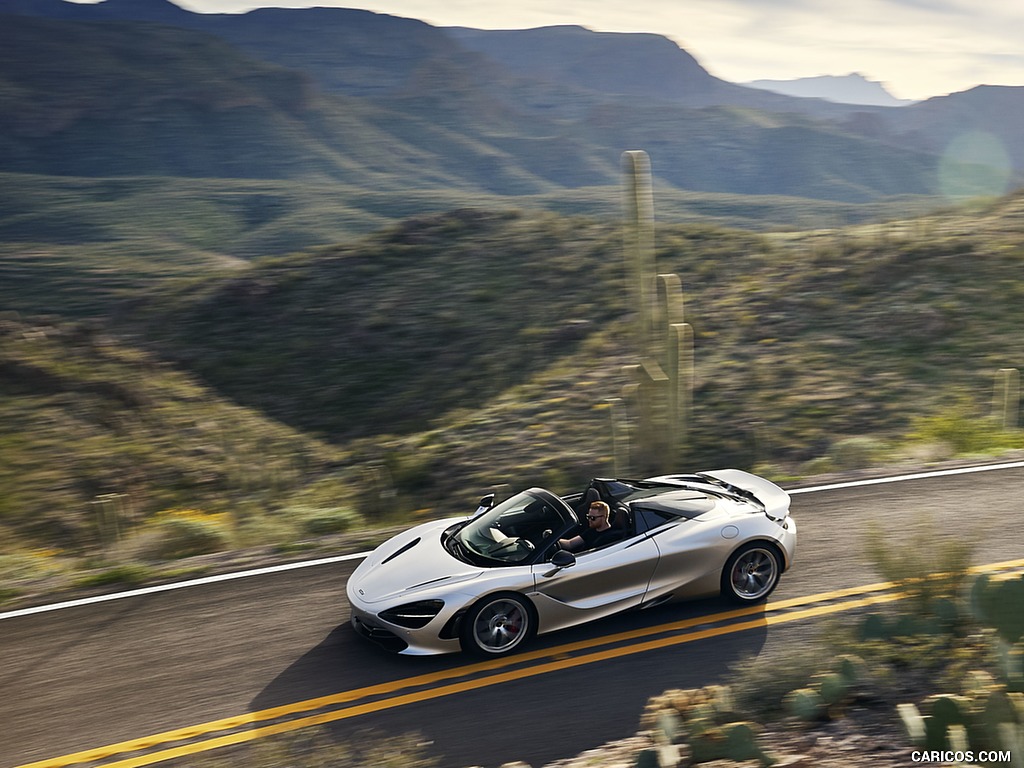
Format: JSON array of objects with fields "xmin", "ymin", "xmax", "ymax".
[
  {"xmin": 0, "ymin": 553, "xmax": 365, "ymax": 620},
  {"xmin": 786, "ymin": 460, "xmax": 1024, "ymax": 494},
  {"xmin": 3, "ymin": 460, "xmax": 1023, "ymax": 621}
]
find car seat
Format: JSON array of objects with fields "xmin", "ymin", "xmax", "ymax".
[
  {"xmin": 611, "ymin": 502, "xmax": 633, "ymax": 536},
  {"xmin": 575, "ymin": 486, "xmax": 601, "ymax": 519}
]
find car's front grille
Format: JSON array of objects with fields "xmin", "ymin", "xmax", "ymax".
[{"xmin": 351, "ymin": 615, "xmax": 409, "ymax": 653}]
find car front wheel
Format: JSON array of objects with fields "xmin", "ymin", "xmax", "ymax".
[
  {"xmin": 721, "ymin": 542, "xmax": 781, "ymax": 603},
  {"xmin": 460, "ymin": 593, "xmax": 534, "ymax": 655}
]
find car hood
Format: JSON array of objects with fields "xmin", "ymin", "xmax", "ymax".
[{"xmin": 350, "ymin": 518, "xmax": 483, "ymax": 605}]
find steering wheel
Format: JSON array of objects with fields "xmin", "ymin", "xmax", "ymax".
[{"xmin": 489, "ymin": 536, "xmax": 535, "ymax": 556}]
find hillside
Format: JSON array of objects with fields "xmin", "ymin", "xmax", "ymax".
[
  {"xmin": 0, "ymin": 171, "xmax": 945, "ymax": 327},
  {"xmin": 124, "ymin": 209, "xmax": 619, "ymax": 439},
  {"xmin": 0, "ymin": 315, "xmax": 350, "ymax": 554},
  {"xmin": 0, "ymin": 15, "xmax": 584, "ymax": 194},
  {"xmin": 4, "ymin": 192, "xmax": 1024, "ymax": 599},
  {"xmin": 4, "ymin": 10, "xmax": 1016, "ymax": 206},
  {"xmin": 118, "ymin": 194, "xmax": 1024, "ymax": 496},
  {"xmin": 874, "ymin": 86, "xmax": 1024, "ymax": 181}
]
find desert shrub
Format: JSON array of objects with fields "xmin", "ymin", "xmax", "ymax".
[
  {"xmin": 832, "ymin": 436, "xmax": 887, "ymax": 469},
  {"xmin": 907, "ymin": 400, "xmax": 1024, "ymax": 455},
  {"xmin": 0, "ymin": 552, "xmax": 46, "ymax": 581},
  {"xmin": 142, "ymin": 511, "xmax": 231, "ymax": 560},
  {"xmin": 232, "ymin": 514, "xmax": 296, "ymax": 549},
  {"xmin": 799, "ymin": 456, "xmax": 836, "ymax": 476},
  {"xmin": 292, "ymin": 505, "xmax": 361, "ymax": 536},
  {"xmin": 73, "ymin": 563, "xmax": 152, "ymax": 588},
  {"xmin": 383, "ymin": 448, "xmax": 438, "ymax": 493},
  {"xmin": 725, "ymin": 645, "xmax": 835, "ymax": 720},
  {"xmin": 864, "ymin": 513, "xmax": 974, "ymax": 614},
  {"xmin": 0, "ymin": 548, "xmax": 66, "ymax": 583}
]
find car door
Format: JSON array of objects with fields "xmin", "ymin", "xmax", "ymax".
[{"xmin": 528, "ymin": 536, "xmax": 660, "ymax": 633}]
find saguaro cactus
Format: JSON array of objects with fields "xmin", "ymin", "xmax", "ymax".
[
  {"xmin": 993, "ymin": 368, "xmax": 1020, "ymax": 429},
  {"xmin": 620, "ymin": 151, "xmax": 694, "ymax": 474},
  {"xmin": 622, "ymin": 150, "xmax": 658, "ymax": 353}
]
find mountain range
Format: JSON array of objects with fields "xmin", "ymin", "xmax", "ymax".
[
  {"xmin": 3, "ymin": 0, "xmax": 1022, "ymax": 207},
  {"xmin": 743, "ymin": 73, "xmax": 915, "ymax": 108}
]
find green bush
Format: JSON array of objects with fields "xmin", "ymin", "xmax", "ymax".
[
  {"xmin": 0, "ymin": 549, "xmax": 66, "ymax": 583},
  {"xmin": 799, "ymin": 456, "xmax": 836, "ymax": 476},
  {"xmin": 832, "ymin": 436, "xmax": 886, "ymax": 469},
  {"xmin": 143, "ymin": 514, "xmax": 231, "ymax": 560},
  {"xmin": 232, "ymin": 514, "xmax": 296, "ymax": 549},
  {"xmin": 294, "ymin": 505, "xmax": 361, "ymax": 536},
  {"xmin": 725, "ymin": 646, "xmax": 834, "ymax": 720},
  {"xmin": 907, "ymin": 401, "xmax": 1024, "ymax": 455},
  {"xmin": 864, "ymin": 513, "xmax": 974, "ymax": 614},
  {"xmin": 73, "ymin": 563, "xmax": 153, "ymax": 588}
]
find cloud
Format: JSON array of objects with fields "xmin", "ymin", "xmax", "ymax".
[
  {"xmin": 173, "ymin": 0, "xmax": 1024, "ymax": 100},
  {"xmin": 624, "ymin": 0, "xmax": 1024, "ymax": 99}
]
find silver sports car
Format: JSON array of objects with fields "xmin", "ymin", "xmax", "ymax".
[{"xmin": 347, "ymin": 469, "xmax": 796, "ymax": 656}]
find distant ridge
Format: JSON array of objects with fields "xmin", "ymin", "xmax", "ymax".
[
  {"xmin": 444, "ymin": 25, "xmax": 722, "ymax": 101},
  {"xmin": 442, "ymin": 24, "xmax": 857, "ymax": 113},
  {"xmin": 2, "ymin": 2, "xmax": 1023, "ymax": 200},
  {"xmin": 0, "ymin": 0, "xmax": 193, "ymax": 21},
  {"xmin": 745, "ymin": 73, "xmax": 916, "ymax": 107}
]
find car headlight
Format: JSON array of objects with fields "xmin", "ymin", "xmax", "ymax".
[{"xmin": 378, "ymin": 600, "xmax": 445, "ymax": 629}]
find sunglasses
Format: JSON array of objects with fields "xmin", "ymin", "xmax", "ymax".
[{"xmin": 587, "ymin": 513, "xmax": 605, "ymax": 520}]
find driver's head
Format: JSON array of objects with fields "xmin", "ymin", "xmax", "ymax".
[{"xmin": 587, "ymin": 501, "xmax": 610, "ymax": 527}]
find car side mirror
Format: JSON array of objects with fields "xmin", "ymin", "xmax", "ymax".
[
  {"xmin": 543, "ymin": 549, "xmax": 576, "ymax": 577},
  {"xmin": 474, "ymin": 493, "xmax": 495, "ymax": 515}
]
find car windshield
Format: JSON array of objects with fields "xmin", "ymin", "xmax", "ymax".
[{"xmin": 453, "ymin": 490, "xmax": 572, "ymax": 565}]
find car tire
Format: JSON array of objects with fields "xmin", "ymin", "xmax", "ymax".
[
  {"xmin": 721, "ymin": 542, "xmax": 782, "ymax": 604},
  {"xmin": 460, "ymin": 593, "xmax": 535, "ymax": 656}
]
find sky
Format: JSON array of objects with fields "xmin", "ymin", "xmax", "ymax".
[{"xmin": 142, "ymin": 0, "xmax": 1024, "ymax": 102}]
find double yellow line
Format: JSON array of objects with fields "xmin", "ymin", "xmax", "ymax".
[{"xmin": 16, "ymin": 558, "xmax": 1024, "ymax": 768}]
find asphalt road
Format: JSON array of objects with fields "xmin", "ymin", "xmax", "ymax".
[{"xmin": 4, "ymin": 464, "xmax": 1023, "ymax": 768}]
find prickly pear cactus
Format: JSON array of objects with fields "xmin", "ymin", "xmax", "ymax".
[
  {"xmin": 859, "ymin": 612, "xmax": 894, "ymax": 641},
  {"xmin": 834, "ymin": 654, "xmax": 868, "ymax": 687},
  {"xmin": 970, "ymin": 574, "xmax": 1024, "ymax": 643},
  {"xmin": 640, "ymin": 684, "xmax": 775, "ymax": 767},
  {"xmin": 998, "ymin": 640, "xmax": 1024, "ymax": 692},
  {"xmin": 814, "ymin": 672, "xmax": 850, "ymax": 707},
  {"xmin": 783, "ymin": 687, "xmax": 826, "ymax": 722},
  {"xmin": 899, "ymin": 702, "xmax": 926, "ymax": 745},
  {"xmin": 900, "ymin": 671, "xmax": 1024, "ymax": 758},
  {"xmin": 723, "ymin": 722, "xmax": 775, "ymax": 766}
]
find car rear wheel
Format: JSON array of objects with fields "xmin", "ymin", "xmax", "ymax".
[
  {"xmin": 460, "ymin": 593, "xmax": 534, "ymax": 655},
  {"xmin": 721, "ymin": 542, "xmax": 781, "ymax": 603}
]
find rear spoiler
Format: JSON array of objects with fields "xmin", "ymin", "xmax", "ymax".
[{"xmin": 697, "ymin": 469, "xmax": 791, "ymax": 521}]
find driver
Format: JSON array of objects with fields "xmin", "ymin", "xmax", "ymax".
[{"xmin": 558, "ymin": 501, "xmax": 617, "ymax": 552}]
